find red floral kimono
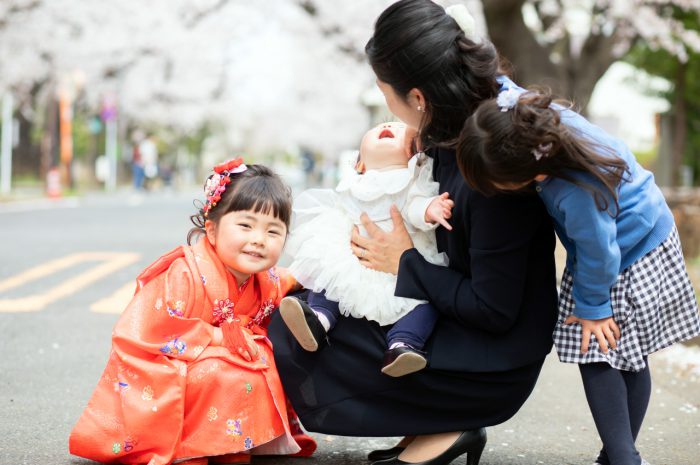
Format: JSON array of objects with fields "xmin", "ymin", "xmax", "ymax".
[{"xmin": 69, "ymin": 239, "xmax": 316, "ymax": 465}]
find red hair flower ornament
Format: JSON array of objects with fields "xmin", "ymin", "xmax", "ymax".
[{"xmin": 203, "ymin": 157, "xmax": 247, "ymax": 217}]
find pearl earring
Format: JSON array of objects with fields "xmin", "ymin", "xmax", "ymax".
[{"xmin": 417, "ymin": 105, "xmax": 423, "ymax": 112}]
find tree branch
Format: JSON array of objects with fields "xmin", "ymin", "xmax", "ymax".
[
  {"xmin": 0, "ymin": 0, "xmax": 42, "ymax": 31},
  {"xmin": 533, "ymin": 0, "xmax": 562, "ymax": 31},
  {"xmin": 297, "ymin": 0, "xmax": 317, "ymax": 17},
  {"xmin": 295, "ymin": 0, "xmax": 365, "ymax": 62},
  {"xmin": 483, "ymin": 0, "xmax": 558, "ymax": 87},
  {"xmin": 183, "ymin": 0, "xmax": 228, "ymax": 29},
  {"xmin": 569, "ymin": 23, "xmax": 639, "ymax": 110}
]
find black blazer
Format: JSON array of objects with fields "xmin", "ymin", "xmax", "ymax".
[{"xmin": 396, "ymin": 147, "xmax": 559, "ymax": 372}]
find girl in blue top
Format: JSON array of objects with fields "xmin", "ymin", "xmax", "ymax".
[{"xmin": 457, "ymin": 86, "xmax": 700, "ymax": 465}]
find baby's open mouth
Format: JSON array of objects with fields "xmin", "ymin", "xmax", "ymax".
[{"xmin": 378, "ymin": 129, "xmax": 394, "ymax": 139}]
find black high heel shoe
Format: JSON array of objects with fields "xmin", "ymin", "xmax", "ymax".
[
  {"xmin": 367, "ymin": 446, "xmax": 405, "ymax": 462},
  {"xmin": 370, "ymin": 429, "xmax": 487, "ymax": 465}
]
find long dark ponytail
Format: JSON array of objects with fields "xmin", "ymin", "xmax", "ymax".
[{"xmin": 457, "ymin": 88, "xmax": 630, "ymax": 213}]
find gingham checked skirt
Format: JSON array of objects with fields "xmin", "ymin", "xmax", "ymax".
[{"xmin": 553, "ymin": 227, "xmax": 700, "ymax": 371}]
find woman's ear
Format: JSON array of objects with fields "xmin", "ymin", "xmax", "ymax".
[
  {"xmin": 204, "ymin": 219, "xmax": 217, "ymax": 246},
  {"xmin": 408, "ymin": 88, "xmax": 426, "ymax": 112}
]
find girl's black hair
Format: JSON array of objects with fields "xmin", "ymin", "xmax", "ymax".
[
  {"xmin": 457, "ymin": 88, "xmax": 630, "ymax": 213},
  {"xmin": 365, "ymin": 0, "xmax": 505, "ymax": 150},
  {"xmin": 187, "ymin": 164, "xmax": 292, "ymax": 244}
]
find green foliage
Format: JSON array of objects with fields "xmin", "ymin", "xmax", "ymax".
[
  {"xmin": 624, "ymin": 6, "xmax": 700, "ymax": 184},
  {"xmin": 71, "ymin": 112, "xmax": 91, "ymax": 160},
  {"xmin": 633, "ymin": 145, "xmax": 659, "ymax": 169}
]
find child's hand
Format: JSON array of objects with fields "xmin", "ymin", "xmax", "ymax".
[
  {"xmin": 212, "ymin": 326, "xmax": 224, "ymax": 346},
  {"xmin": 216, "ymin": 324, "xmax": 259, "ymax": 362},
  {"xmin": 564, "ymin": 315, "xmax": 620, "ymax": 353},
  {"xmin": 425, "ymin": 192, "xmax": 454, "ymax": 230},
  {"xmin": 228, "ymin": 329, "xmax": 259, "ymax": 362},
  {"xmin": 240, "ymin": 330, "xmax": 259, "ymax": 361}
]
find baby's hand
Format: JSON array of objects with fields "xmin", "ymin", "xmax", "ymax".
[{"xmin": 425, "ymin": 192, "xmax": 454, "ymax": 230}]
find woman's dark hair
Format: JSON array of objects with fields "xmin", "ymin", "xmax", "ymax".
[
  {"xmin": 365, "ymin": 0, "xmax": 505, "ymax": 150},
  {"xmin": 457, "ymin": 88, "xmax": 630, "ymax": 213},
  {"xmin": 187, "ymin": 164, "xmax": 292, "ymax": 244}
]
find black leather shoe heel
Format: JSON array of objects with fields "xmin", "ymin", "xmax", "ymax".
[
  {"xmin": 370, "ymin": 428, "xmax": 487, "ymax": 465},
  {"xmin": 381, "ymin": 346, "xmax": 427, "ymax": 377},
  {"xmin": 279, "ymin": 296, "xmax": 328, "ymax": 352},
  {"xmin": 367, "ymin": 446, "xmax": 405, "ymax": 462}
]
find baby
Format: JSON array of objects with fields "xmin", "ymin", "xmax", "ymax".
[{"xmin": 280, "ymin": 122, "xmax": 452, "ymax": 377}]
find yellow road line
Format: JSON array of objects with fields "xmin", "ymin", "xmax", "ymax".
[
  {"xmin": 90, "ymin": 281, "xmax": 136, "ymax": 314},
  {"xmin": 0, "ymin": 253, "xmax": 97, "ymax": 293},
  {"xmin": 0, "ymin": 252, "xmax": 141, "ymax": 313}
]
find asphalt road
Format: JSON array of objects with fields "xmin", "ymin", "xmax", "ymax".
[{"xmin": 1, "ymin": 189, "xmax": 698, "ymax": 465}]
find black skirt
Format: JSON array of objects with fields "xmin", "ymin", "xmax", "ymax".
[{"xmin": 269, "ymin": 311, "xmax": 546, "ymax": 436}]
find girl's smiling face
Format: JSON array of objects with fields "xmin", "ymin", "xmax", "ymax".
[{"xmin": 205, "ymin": 209, "xmax": 287, "ymax": 285}]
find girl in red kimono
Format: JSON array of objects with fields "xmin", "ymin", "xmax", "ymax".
[{"xmin": 69, "ymin": 159, "xmax": 316, "ymax": 465}]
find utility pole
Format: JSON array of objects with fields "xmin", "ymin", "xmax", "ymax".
[
  {"xmin": 101, "ymin": 95, "xmax": 118, "ymax": 191},
  {"xmin": 1, "ymin": 93, "xmax": 13, "ymax": 195}
]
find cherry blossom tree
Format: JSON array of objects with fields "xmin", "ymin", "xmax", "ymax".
[
  {"xmin": 482, "ymin": 0, "xmax": 700, "ymax": 112},
  {"xmin": 1, "ymin": 0, "xmax": 698, "ymax": 181},
  {"xmin": 0, "ymin": 0, "xmax": 394, "ymax": 178},
  {"xmin": 300, "ymin": 0, "xmax": 700, "ymax": 112}
]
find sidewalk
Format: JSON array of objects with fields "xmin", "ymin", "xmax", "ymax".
[{"xmin": 0, "ymin": 185, "xmax": 199, "ymax": 214}]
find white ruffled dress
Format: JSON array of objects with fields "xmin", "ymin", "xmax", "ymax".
[{"xmin": 285, "ymin": 154, "xmax": 447, "ymax": 326}]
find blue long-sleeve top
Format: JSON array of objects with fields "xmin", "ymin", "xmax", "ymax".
[{"xmin": 499, "ymin": 77, "xmax": 674, "ymax": 320}]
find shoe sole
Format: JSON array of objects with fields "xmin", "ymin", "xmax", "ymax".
[
  {"xmin": 279, "ymin": 298, "xmax": 319, "ymax": 352},
  {"xmin": 381, "ymin": 352, "xmax": 427, "ymax": 377}
]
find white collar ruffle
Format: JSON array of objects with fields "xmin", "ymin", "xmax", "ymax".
[{"xmin": 335, "ymin": 153, "xmax": 421, "ymax": 202}]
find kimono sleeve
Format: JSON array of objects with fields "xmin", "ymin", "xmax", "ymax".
[
  {"xmin": 111, "ymin": 258, "xmax": 217, "ymax": 362},
  {"xmin": 272, "ymin": 266, "xmax": 300, "ymax": 304}
]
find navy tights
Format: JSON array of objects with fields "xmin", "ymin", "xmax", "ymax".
[
  {"xmin": 579, "ymin": 359, "xmax": 651, "ymax": 465},
  {"xmin": 307, "ymin": 291, "xmax": 437, "ymax": 349}
]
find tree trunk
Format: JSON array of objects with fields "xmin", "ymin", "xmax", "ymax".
[
  {"xmin": 14, "ymin": 111, "xmax": 41, "ymax": 179},
  {"xmin": 40, "ymin": 93, "xmax": 59, "ymax": 181},
  {"xmin": 671, "ymin": 61, "xmax": 687, "ymax": 187},
  {"xmin": 483, "ymin": 1, "xmax": 624, "ymax": 115},
  {"xmin": 13, "ymin": 81, "xmax": 45, "ymax": 179},
  {"xmin": 482, "ymin": 0, "xmax": 559, "ymax": 89}
]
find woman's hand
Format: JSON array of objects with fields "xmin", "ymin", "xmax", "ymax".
[
  {"xmin": 564, "ymin": 315, "xmax": 620, "ymax": 353},
  {"xmin": 351, "ymin": 205, "xmax": 414, "ymax": 274}
]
